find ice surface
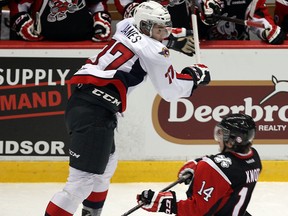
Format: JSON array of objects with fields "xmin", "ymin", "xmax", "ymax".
[{"xmin": 0, "ymin": 182, "xmax": 287, "ymax": 215}]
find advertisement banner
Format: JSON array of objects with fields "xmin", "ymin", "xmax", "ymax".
[
  {"xmin": 0, "ymin": 57, "xmax": 86, "ymax": 158},
  {"xmin": 0, "ymin": 43, "xmax": 287, "ymax": 160},
  {"xmin": 153, "ymin": 80, "xmax": 288, "ymax": 144}
]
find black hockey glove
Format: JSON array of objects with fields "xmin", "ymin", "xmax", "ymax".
[
  {"xmin": 177, "ymin": 160, "xmax": 197, "ymax": 185},
  {"xmin": 262, "ymin": 25, "xmax": 286, "ymax": 45},
  {"xmin": 181, "ymin": 64, "xmax": 211, "ymax": 89},
  {"xmin": 11, "ymin": 12, "xmax": 43, "ymax": 41},
  {"xmin": 123, "ymin": 2, "xmax": 139, "ymax": 18},
  {"xmin": 92, "ymin": 11, "xmax": 111, "ymax": 42},
  {"xmin": 137, "ymin": 189, "xmax": 177, "ymax": 214},
  {"xmin": 200, "ymin": 0, "xmax": 223, "ymax": 25},
  {"xmin": 167, "ymin": 35, "xmax": 195, "ymax": 57}
]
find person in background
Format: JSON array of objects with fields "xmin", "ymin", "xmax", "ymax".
[
  {"xmin": 44, "ymin": 1, "xmax": 211, "ymax": 215},
  {"xmin": 274, "ymin": 0, "xmax": 288, "ymax": 39},
  {"xmin": 115, "ymin": 0, "xmax": 286, "ymax": 45},
  {"xmin": 114, "ymin": 0, "xmax": 195, "ymax": 56},
  {"xmin": 197, "ymin": 0, "xmax": 286, "ymax": 44},
  {"xmin": 137, "ymin": 113, "xmax": 262, "ymax": 216},
  {"xmin": 8, "ymin": 0, "xmax": 111, "ymax": 41}
]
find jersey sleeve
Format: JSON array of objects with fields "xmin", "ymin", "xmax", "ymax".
[
  {"xmin": 177, "ymin": 158, "xmax": 233, "ymax": 216},
  {"xmin": 246, "ymin": 0, "xmax": 279, "ymax": 40},
  {"xmin": 138, "ymin": 40, "xmax": 195, "ymax": 102},
  {"xmin": 274, "ymin": 0, "xmax": 288, "ymax": 27},
  {"xmin": 9, "ymin": 0, "xmax": 34, "ymax": 17},
  {"xmin": 87, "ymin": 0, "xmax": 109, "ymax": 14}
]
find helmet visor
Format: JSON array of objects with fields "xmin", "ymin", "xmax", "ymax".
[{"xmin": 214, "ymin": 125, "xmax": 223, "ymax": 142}]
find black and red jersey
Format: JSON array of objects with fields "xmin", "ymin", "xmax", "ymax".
[{"xmin": 177, "ymin": 148, "xmax": 262, "ymax": 216}]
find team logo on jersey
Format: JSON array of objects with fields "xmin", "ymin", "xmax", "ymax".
[
  {"xmin": 214, "ymin": 155, "xmax": 232, "ymax": 168},
  {"xmin": 48, "ymin": 0, "xmax": 86, "ymax": 22},
  {"xmin": 159, "ymin": 47, "xmax": 170, "ymax": 57}
]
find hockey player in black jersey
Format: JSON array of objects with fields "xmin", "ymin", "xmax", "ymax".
[{"xmin": 138, "ymin": 113, "xmax": 262, "ymax": 216}]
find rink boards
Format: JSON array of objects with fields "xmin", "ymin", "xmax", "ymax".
[
  {"xmin": 0, "ymin": 160, "xmax": 287, "ymax": 182},
  {"xmin": 1, "ymin": 41, "xmax": 288, "ymax": 183}
]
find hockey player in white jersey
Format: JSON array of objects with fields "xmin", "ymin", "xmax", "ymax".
[{"xmin": 45, "ymin": 1, "xmax": 211, "ymax": 216}]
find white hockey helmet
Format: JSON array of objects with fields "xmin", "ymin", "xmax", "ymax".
[{"xmin": 133, "ymin": 1, "xmax": 172, "ymax": 37}]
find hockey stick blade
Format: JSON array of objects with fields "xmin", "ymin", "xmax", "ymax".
[
  {"xmin": 213, "ymin": 14, "xmax": 267, "ymax": 29},
  {"xmin": 121, "ymin": 173, "xmax": 192, "ymax": 216}
]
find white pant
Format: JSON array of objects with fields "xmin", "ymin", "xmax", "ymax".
[{"xmin": 49, "ymin": 152, "xmax": 118, "ymax": 214}]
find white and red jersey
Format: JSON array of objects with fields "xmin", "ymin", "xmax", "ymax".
[
  {"xmin": 274, "ymin": 0, "xmax": 288, "ymax": 25},
  {"xmin": 274, "ymin": 0, "xmax": 288, "ymax": 38},
  {"xmin": 70, "ymin": 18, "xmax": 195, "ymax": 112},
  {"xmin": 177, "ymin": 148, "xmax": 262, "ymax": 216}
]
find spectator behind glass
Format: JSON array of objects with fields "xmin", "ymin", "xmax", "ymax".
[
  {"xmin": 8, "ymin": 0, "xmax": 111, "ymax": 42},
  {"xmin": 197, "ymin": 0, "xmax": 286, "ymax": 44},
  {"xmin": 116, "ymin": 0, "xmax": 286, "ymax": 44},
  {"xmin": 274, "ymin": 0, "xmax": 288, "ymax": 39}
]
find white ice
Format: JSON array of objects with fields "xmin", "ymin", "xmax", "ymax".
[{"xmin": 0, "ymin": 182, "xmax": 287, "ymax": 216}]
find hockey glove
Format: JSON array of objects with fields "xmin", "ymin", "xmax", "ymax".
[
  {"xmin": 137, "ymin": 189, "xmax": 177, "ymax": 214},
  {"xmin": 200, "ymin": 0, "xmax": 223, "ymax": 25},
  {"xmin": 11, "ymin": 12, "xmax": 43, "ymax": 41},
  {"xmin": 123, "ymin": 2, "xmax": 139, "ymax": 18},
  {"xmin": 262, "ymin": 25, "xmax": 286, "ymax": 44},
  {"xmin": 167, "ymin": 35, "xmax": 195, "ymax": 57},
  {"xmin": 181, "ymin": 64, "xmax": 211, "ymax": 88},
  {"xmin": 177, "ymin": 160, "xmax": 197, "ymax": 185},
  {"xmin": 249, "ymin": 15, "xmax": 286, "ymax": 45},
  {"xmin": 92, "ymin": 11, "xmax": 111, "ymax": 42}
]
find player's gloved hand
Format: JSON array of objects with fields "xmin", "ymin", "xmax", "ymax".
[
  {"xmin": 123, "ymin": 2, "xmax": 139, "ymax": 18},
  {"xmin": 181, "ymin": 64, "xmax": 211, "ymax": 87},
  {"xmin": 201, "ymin": 0, "xmax": 223, "ymax": 25},
  {"xmin": 11, "ymin": 12, "xmax": 43, "ymax": 41},
  {"xmin": 92, "ymin": 11, "xmax": 111, "ymax": 42},
  {"xmin": 177, "ymin": 160, "xmax": 197, "ymax": 185},
  {"xmin": 262, "ymin": 25, "xmax": 286, "ymax": 44},
  {"xmin": 137, "ymin": 189, "xmax": 177, "ymax": 214},
  {"xmin": 167, "ymin": 35, "xmax": 195, "ymax": 56},
  {"xmin": 248, "ymin": 15, "xmax": 285, "ymax": 45}
]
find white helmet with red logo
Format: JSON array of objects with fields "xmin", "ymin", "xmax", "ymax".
[{"xmin": 133, "ymin": 1, "xmax": 172, "ymax": 37}]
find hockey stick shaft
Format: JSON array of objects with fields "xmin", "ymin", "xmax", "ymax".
[
  {"xmin": 191, "ymin": 14, "xmax": 201, "ymax": 63},
  {"xmin": 190, "ymin": 0, "xmax": 201, "ymax": 63},
  {"xmin": 121, "ymin": 173, "xmax": 192, "ymax": 216},
  {"xmin": 213, "ymin": 14, "xmax": 267, "ymax": 29}
]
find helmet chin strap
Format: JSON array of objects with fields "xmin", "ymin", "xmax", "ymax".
[{"xmin": 149, "ymin": 24, "xmax": 154, "ymax": 37}]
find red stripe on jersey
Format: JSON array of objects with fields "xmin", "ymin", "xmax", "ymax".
[
  {"xmin": 86, "ymin": 190, "xmax": 108, "ymax": 202},
  {"xmin": 70, "ymin": 75, "xmax": 127, "ymax": 112},
  {"xmin": 45, "ymin": 201, "xmax": 72, "ymax": 216},
  {"xmin": 230, "ymin": 148, "xmax": 254, "ymax": 160},
  {"xmin": 177, "ymin": 158, "xmax": 232, "ymax": 216},
  {"xmin": 176, "ymin": 73, "xmax": 193, "ymax": 80}
]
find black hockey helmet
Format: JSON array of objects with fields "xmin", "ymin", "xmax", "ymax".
[{"xmin": 214, "ymin": 113, "xmax": 256, "ymax": 147}]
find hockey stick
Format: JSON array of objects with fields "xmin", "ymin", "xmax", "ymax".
[
  {"xmin": 121, "ymin": 173, "xmax": 192, "ymax": 216},
  {"xmin": 213, "ymin": 14, "xmax": 267, "ymax": 29},
  {"xmin": 190, "ymin": 0, "xmax": 201, "ymax": 63}
]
